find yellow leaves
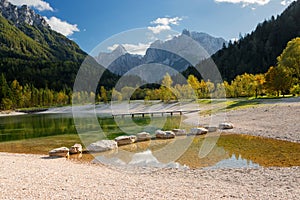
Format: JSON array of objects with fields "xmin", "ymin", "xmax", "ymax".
[{"xmin": 277, "ymin": 37, "xmax": 300, "ymax": 81}]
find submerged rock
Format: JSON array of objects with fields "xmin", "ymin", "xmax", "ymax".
[
  {"xmin": 49, "ymin": 147, "xmax": 69, "ymax": 157},
  {"xmin": 190, "ymin": 128, "xmax": 208, "ymax": 135},
  {"xmin": 69, "ymin": 144, "xmax": 83, "ymax": 154},
  {"xmin": 204, "ymin": 126, "xmax": 218, "ymax": 132},
  {"xmin": 87, "ymin": 140, "xmax": 118, "ymax": 152},
  {"xmin": 136, "ymin": 132, "xmax": 152, "ymax": 141},
  {"xmin": 115, "ymin": 135, "xmax": 137, "ymax": 146},
  {"xmin": 172, "ymin": 129, "xmax": 187, "ymax": 136},
  {"xmin": 219, "ymin": 123, "xmax": 234, "ymax": 130},
  {"xmin": 155, "ymin": 130, "xmax": 175, "ymax": 139}
]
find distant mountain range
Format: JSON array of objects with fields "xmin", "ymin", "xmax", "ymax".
[
  {"xmin": 95, "ymin": 30, "xmax": 227, "ymax": 76},
  {"xmin": 1, "ymin": 0, "xmax": 299, "ymax": 90}
]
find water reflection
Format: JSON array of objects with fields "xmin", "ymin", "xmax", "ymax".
[
  {"xmin": 0, "ymin": 114, "xmax": 76, "ymax": 142},
  {"xmin": 91, "ymin": 134, "xmax": 300, "ymax": 169},
  {"xmin": 0, "ymin": 112, "xmax": 300, "ymax": 169}
]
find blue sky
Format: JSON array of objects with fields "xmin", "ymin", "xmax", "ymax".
[{"xmin": 8, "ymin": 0, "xmax": 295, "ymax": 53}]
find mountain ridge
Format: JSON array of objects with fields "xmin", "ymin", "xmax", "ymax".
[
  {"xmin": 95, "ymin": 30, "xmax": 227, "ymax": 75},
  {"xmin": 0, "ymin": 0, "xmax": 120, "ymax": 91}
]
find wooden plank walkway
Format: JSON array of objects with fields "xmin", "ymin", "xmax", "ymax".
[{"xmin": 112, "ymin": 109, "xmax": 201, "ymax": 118}]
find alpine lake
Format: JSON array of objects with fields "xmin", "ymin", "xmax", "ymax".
[{"xmin": 1, "ymin": 112, "xmax": 300, "ymax": 169}]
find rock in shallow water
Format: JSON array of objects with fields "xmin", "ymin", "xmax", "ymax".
[
  {"xmin": 204, "ymin": 126, "xmax": 218, "ymax": 132},
  {"xmin": 155, "ymin": 130, "xmax": 175, "ymax": 139},
  {"xmin": 136, "ymin": 132, "xmax": 152, "ymax": 141},
  {"xmin": 87, "ymin": 140, "xmax": 118, "ymax": 152},
  {"xmin": 219, "ymin": 122, "xmax": 234, "ymax": 130},
  {"xmin": 48, "ymin": 147, "xmax": 69, "ymax": 157},
  {"xmin": 115, "ymin": 135, "xmax": 137, "ymax": 146},
  {"xmin": 69, "ymin": 144, "xmax": 82, "ymax": 154},
  {"xmin": 172, "ymin": 129, "xmax": 187, "ymax": 136},
  {"xmin": 190, "ymin": 128, "xmax": 208, "ymax": 135}
]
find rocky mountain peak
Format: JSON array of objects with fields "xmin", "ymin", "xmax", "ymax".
[
  {"xmin": 113, "ymin": 44, "xmax": 127, "ymax": 55},
  {"xmin": 0, "ymin": 0, "xmax": 49, "ymax": 28},
  {"xmin": 182, "ymin": 29, "xmax": 191, "ymax": 36}
]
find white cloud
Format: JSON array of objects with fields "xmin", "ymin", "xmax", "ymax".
[
  {"xmin": 148, "ymin": 17, "xmax": 182, "ymax": 34},
  {"xmin": 148, "ymin": 25, "xmax": 171, "ymax": 34},
  {"xmin": 214, "ymin": 0, "xmax": 270, "ymax": 6},
  {"xmin": 9, "ymin": 0, "xmax": 54, "ymax": 11},
  {"xmin": 107, "ymin": 44, "xmax": 120, "ymax": 52},
  {"xmin": 281, "ymin": 0, "xmax": 295, "ymax": 6},
  {"xmin": 108, "ymin": 43, "xmax": 151, "ymax": 55},
  {"xmin": 44, "ymin": 17, "xmax": 79, "ymax": 37},
  {"xmin": 151, "ymin": 17, "xmax": 183, "ymax": 26}
]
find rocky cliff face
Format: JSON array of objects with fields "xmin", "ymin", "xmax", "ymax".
[
  {"xmin": 0, "ymin": 0, "xmax": 49, "ymax": 28},
  {"xmin": 95, "ymin": 30, "xmax": 227, "ymax": 75}
]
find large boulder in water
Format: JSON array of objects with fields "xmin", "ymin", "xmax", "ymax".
[
  {"xmin": 155, "ymin": 130, "xmax": 175, "ymax": 139},
  {"xmin": 136, "ymin": 132, "xmax": 152, "ymax": 141},
  {"xmin": 87, "ymin": 140, "xmax": 118, "ymax": 152},
  {"xmin": 172, "ymin": 129, "xmax": 187, "ymax": 136},
  {"xmin": 190, "ymin": 128, "xmax": 208, "ymax": 135},
  {"xmin": 115, "ymin": 135, "xmax": 137, "ymax": 146},
  {"xmin": 204, "ymin": 126, "xmax": 218, "ymax": 132},
  {"xmin": 49, "ymin": 147, "xmax": 69, "ymax": 157}
]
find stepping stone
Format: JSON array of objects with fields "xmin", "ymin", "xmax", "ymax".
[
  {"xmin": 219, "ymin": 122, "xmax": 234, "ymax": 130},
  {"xmin": 137, "ymin": 132, "xmax": 152, "ymax": 141},
  {"xmin": 87, "ymin": 140, "xmax": 118, "ymax": 152},
  {"xmin": 155, "ymin": 130, "xmax": 175, "ymax": 139},
  {"xmin": 115, "ymin": 135, "xmax": 137, "ymax": 146},
  {"xmin": 49, "ymin": 147, "xmax": 69, "ymax": 157},
  {"xmin": 190, "ymin": 128, "xmax": 208, "ymax": 135}
]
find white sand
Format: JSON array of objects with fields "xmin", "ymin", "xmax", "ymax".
[
  {"xmin": 0, "ymin": 153, "xmax": 299, "ymax": 199},
  {"xmin": 0, "ymin": 111, "xmax": 26, "ymax": 117}
]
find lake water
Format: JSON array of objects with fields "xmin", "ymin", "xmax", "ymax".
[{"xmin": 0, "ymin": 112, "xmax": 300, "ymax": 169}]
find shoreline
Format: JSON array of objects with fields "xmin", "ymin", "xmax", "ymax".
[
  {"xmin": 0, "ymin": 110, "xmax": 26, "ymax": 117},
  {"xmin": 1, "ymin": 99, "xmax": 300, "ymax": 198},
  {"xmin": 185, "ymin": 97, "xmax": 300, "ymax": 143},
  {"xmin": 0, "ymin": 152, "xmax": 299, "ymax": 199}
]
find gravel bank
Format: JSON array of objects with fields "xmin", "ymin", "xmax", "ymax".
[
  {"xmin": 185, "ymin": 98, "xmax": 300, "ymax": 143},
  {"xmin": 0, "ymin": 153, "xmax": 299, "ymax": 199}
]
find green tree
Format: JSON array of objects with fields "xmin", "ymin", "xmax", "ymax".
[
  {"xmin": 160, "ymin": 73, "xmax": 175, "ymax": 103},
  {"xmin": 0, "ymin": 73, "xmax": 10, "ymax": 100},
  {"xmin": 161, "ymin": 73, "xmax": 173, "ymax": 88},
  {"xmin": 121, "ymin": 87, "xmax": 135, "ymax": 100},
  {"xmin": 253, "ymin": 74, "xmax": 266, "ymax": 98},
  {"xmin": 100, "ymin": 86, "xmax": 108, "ymax": 103},
  {"xmin": 187, "ymin": 75, "xmax": 200, "ymax": 98},
  {"xmin": 277, "ymin": 37, "xmax": 300, "ymax": 83},
  {"xmin": 265, "ymin": 66, "xmax": 293, "ymax": 96},
  {"xmin": 111, "ymin": 88, "xmax": 122, "ymax": 101},
  {"xmin": 10, "ymin": 80, "xmax": 23, "ymax": 108}
]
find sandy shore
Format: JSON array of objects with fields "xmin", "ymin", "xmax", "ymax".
[
  {"xmin": 0, "ymin": 111, "xmax": 26, "ymax": 117},
  {"xmin": 184, "ymin": 98, "xmax": 300, "ymax": 143},
  {"xmin": 0, "ymin": 153, "xmax": 299, "ymax": 199},
  {"xmin": 1, "ymin": 98, "xmax": 300, "ymax": 199}
]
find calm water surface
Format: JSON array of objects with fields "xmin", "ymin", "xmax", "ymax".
[{"xmin": 0, "ymin": 113, "xmax": 300, "ymax": 169}]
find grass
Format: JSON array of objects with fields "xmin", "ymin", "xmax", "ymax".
[{"xmin": 225, "ymin": 99, "xmax": 260, "ymax": 110}]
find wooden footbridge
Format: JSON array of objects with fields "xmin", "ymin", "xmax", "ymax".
[{"xmin": 112, "ymin": 109, "xmax": 201, "ymax": 118}]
